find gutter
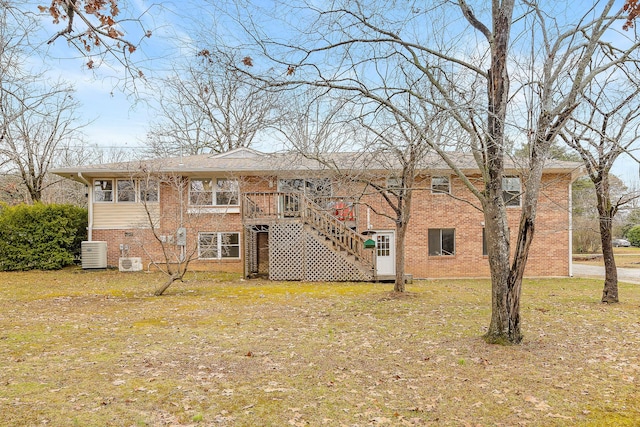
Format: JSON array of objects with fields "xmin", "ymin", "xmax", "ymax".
[
  {"xmin": 77, "ymin": 173, "xmax": 93, "ymax": 241},
  {"xmin": 568, "ymin": 165, "xmax": 587, "ymax": 278},
  {"xmin": 568, "ymin": 181, "xmax": 573, "ymax": 277}
]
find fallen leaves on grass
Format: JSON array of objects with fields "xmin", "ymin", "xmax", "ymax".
[{"xmin": 0, "ymin": 271, "xmax": 639, "ymax": 426}]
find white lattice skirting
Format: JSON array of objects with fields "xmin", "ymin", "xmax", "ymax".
[{"xmin": 268, "ymin": 223, "xmax": 372, "ymax": 281}]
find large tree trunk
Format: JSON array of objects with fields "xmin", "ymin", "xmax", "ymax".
[
  {"xmin": 599, "ymin": 218, "xmax": 618, "ymax": 303},
  {"xmin": 393, "ymin": 187, "xmax": 413, "ymax": 292},
  {"xmin": 483, "ymin": 194, "xmax": 517, "ymax": 344},
  {"xmin": 482, "ymin": 0, "xmax": 518, "ymax": 344},
  {"xmin": 595, "ymin": 177, "xmax": 619, "ymax": 303},
  {"xmin": 394, "ymin": 220, "xmax": 407, "ymax": 292}
]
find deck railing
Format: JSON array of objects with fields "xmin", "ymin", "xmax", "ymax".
[{"xmin": 242, "ymin": 192, "xmax": 373, "ymax": 270}]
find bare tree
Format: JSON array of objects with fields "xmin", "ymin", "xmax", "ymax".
[
  {"xmin": 145, "ymin": 50, "xmax": 281, "ymax": 157},
  {"xmin": 224, "ymin": 0, "xmax": 639, "ymax": 343},
  {"xmin": 0, "ymin": 2, "xmax": 88, "ymax": 204},
  {"xmin": 139, "ymin": 172, "xmax": 198, "ymax": 296},
  {"xmin": 41, "ymin": 143, "xmax": 136, "ymax": 206},
  {"xmin": 1, "ymin": 2, "xmax": 36, "ymax": 162},
  {"xmin": 114, "ymin": 163, "xmax": 237, "ymax": 296},
  {"xmin": 561, "ymin": 62, "xmax": 640, "ymax": 303},
  {"xmin": 282, "ymin": 94, "xmax": 444, "ymax": 291},
  {"xmin": 0, "ymin": 82, "xmax": 84, "ymax": 203},
  {"xmin": 39, "ymin": 0, "xmax": 153, "ymax": 85}
]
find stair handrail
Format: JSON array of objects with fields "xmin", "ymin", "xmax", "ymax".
[
  {"xmin": 242, "ymin": 191, "xmax": 374, "ymax": 271},
  {"xmin": 299, "ymin": 195, "xmax": 374, "ymax": 270}
]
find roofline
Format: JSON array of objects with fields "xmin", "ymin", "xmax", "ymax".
[{"xmin": 52, "ymin": 164, "xmax": 584, "ymax": 184}]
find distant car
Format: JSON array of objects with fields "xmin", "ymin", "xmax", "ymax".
[{"xmin": 612, "ymin": 238, "xmax": 631, "ymax": 247}]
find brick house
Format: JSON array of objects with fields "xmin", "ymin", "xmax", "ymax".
[{"xmin": 52, "ymin": 147, "xmax": 582, "ymax": 280}]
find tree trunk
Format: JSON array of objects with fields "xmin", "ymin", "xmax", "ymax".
[
  {"xmin": 154, "ymin": 272, "xmax": 182, "ymax": 296},
  {"xmin": 394, "ymin": 220, "xmax": 407, "ymax": 292},
  {"xmin": 600, "ymin": 221, "xmax": 618, "ymax": 303},
  {"xmin": 596, "ymin": 178, "xmax": 619, "ymax": 303},
  {"xmin": 481, "ymin": 0, "xmax": 518, "ymax": 344},
  {"xmin": 392, "ymin": 175, "xmax": 413, "ymax": 293},
  {"xmin": 483, "ymin": 196, "xmax": 518, "ymax": 344}
]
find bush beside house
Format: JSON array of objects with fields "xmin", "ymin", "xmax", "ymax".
[
  {"xmin": 0, "ymin": 204, "xmax": 88, "ymax": 271},
  {"xmin": 627, "ymin": 225, "xmax": 640, "ymax": 247}
]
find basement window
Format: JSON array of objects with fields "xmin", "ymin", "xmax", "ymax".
[
  {"xmin": 198, "ymin": 232, "xmax": 240, "ymax": 259},
  {"xmin": 428, "ymin": 228, "xmax": 455, "ymax": 256}
]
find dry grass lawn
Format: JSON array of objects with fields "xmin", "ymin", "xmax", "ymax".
[
  {"xmin": 1, "ymin": 269, "xmax": 640, "ymax": 426},
  {"xmin": 573, "ymin": 247, "xmax": 640, "ymax": 269}
]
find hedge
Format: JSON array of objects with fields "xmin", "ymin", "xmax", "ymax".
[
  {"xmin": 0, "ymin": 204, "xmax": 88, "ymax": 271},
  {"xmin": 627, "ymin": 225, "xmax": 640, "ymax": 248}
]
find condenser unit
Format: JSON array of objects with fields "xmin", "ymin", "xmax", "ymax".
[
  {"xmin": 81, "ymin": 241, "xmax": 108, "ymax": 269},
  {"xmin": 119, "ymin": 257, "xmax": 143, "ymax": 272}
]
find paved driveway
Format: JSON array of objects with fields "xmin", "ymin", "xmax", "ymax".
[{"xmin": 572, "ymin": 264, "xmax": 640, "ymax": 285}]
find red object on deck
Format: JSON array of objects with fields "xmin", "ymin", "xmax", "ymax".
[{"xmin": 335, "ymin": 202, "xmax": 355, "ymax": 221}]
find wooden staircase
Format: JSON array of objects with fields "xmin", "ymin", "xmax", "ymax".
[{"xmin": 243, "ymin": 192, "xmax": 375, "ymax": 280}]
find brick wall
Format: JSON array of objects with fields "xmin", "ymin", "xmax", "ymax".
[
  {"xmin": 89, "ymin": 172, "xmax": 571, "ymax": 279},
  {"xmin": 358, "ymin": 173, "xmax": 571, "ymax": 278}
]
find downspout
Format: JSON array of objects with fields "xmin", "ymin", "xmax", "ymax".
[
  {"xmin": 568, "ymin": 177, "xmax": 573, "ymax": 277},
  {"xmin": 77, "ymin": 173, "xmax": 93, "ymax": 241}
]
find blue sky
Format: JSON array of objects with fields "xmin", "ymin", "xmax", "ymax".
[{"xmin": 22, "ymin": 0, "xmax": 640, "ymax": 185}]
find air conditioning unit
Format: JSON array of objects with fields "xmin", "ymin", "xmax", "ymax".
[
  {"xmin": 119, "ymin": 257, "xmax": 143, "ymax": 272},
  {"xmin": 81, "ymin": 241, "xmax": 108, "ymax": 269}
]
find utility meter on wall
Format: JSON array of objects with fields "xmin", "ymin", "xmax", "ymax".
[{"xmin": 176, "ymin": 227, "xmax": 187, "ymax": 246}]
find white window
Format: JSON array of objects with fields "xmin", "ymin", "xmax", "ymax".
[
  {"xmin": 431, "ymin": 176, "xmax": 450, "ymax": 194},
  {"xmin": 94, "ymin": 179, "xmax": 159, "ymax": 203},
  {"xmin": 428, "ymin": 228, "xmax": 455, "ymax": 256},
  {"xmin": 198, "ymin": 232, "xmax": 240, "ymax": 259},
  {"xmin": 502, "ymin": 177, "xmax": 521, "ymax": 207},
  {"xmin": 139, "ymin": 179, "xmax": 159, "ymax": 202},
  {"xmin": 94, "ymin": 180, "xmax": 113, "ymax": 202},
  {"xmin": 117, "ymin": 179, "xmax": 136, "ymax": 202},
  {"xmin": 377, "ymin": 234, "xmax": 390, "ymax": 257},
  {"xmin": 278, "ymin": 178, "xmax": 332, "ymax": 198},
  {"xmin": 305, "ymin": 178, "xmax": 332, "ymax": 198},
  {"xmin": 216, "ymin": 179, "xmax": 239, "ymax": 205},
  {"xmin": 386, "ymin": 177, "xmax": 402, "ymax": 190},
  {"xmin": 190, "ymin": 178, "xmax": 239, "ymax": 206}
]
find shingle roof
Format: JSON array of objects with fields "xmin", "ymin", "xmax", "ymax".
[{"xmin": 51, "ymin": 147, "xmax": 583, "ymax": 181}]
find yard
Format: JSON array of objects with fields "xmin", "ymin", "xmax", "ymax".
[
  {"xmin": 573, "ymin": 247, "xmax": 640, "ymax": 269},
  {"xmin": 1, "ymin": 270, "xmax": 639, "ymax": 426}
]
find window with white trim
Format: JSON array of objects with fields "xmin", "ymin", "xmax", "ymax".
[
  {"xmin": 431, "ymin": 176, "xmax": 450, "ymax": 194},
  {"xmin": 386, "ymin": 177, "xmax": 402, "ymax": 190},
  {"xmin": 93, "ymin": 179, "xmax": 160, "ymax": 203},
  {"xmin": 94, "ymin": 179, "xmax": 113, "ymax": 202},
  {"xmin": 198, "ymin": 232, "xmax": 240, "ymax": 259},
  {"xmin": 502, "ymin": 177, "xmax": 521, "ymax": 207},
  {"xmin": 117, "ymin": 179, "xmax": 136, "ymax": 202},
  {"xmin": 216, "ymin": 179, "xmax": 239, "ymax": 205},
  {"xmin": 189, "ymin": 178, "xmax": 239, "ymax": 206},
  {"xmin": 278, "ymin": 178, "xmax": 332, "ymax": 197},
  {"xmin": 428, "ymin": 228, "xmax": 455, "ymax": 256},
  {"xmin": 94, "ymin": 179, "xmax": 159, "ymax": 203},
  {"xmin": 377, "ymin": 234, "xmax": 390, "ymax": 257},
  {"xmin": 140, "ymin": 179, "xmax": 159, "ymax": 202}
]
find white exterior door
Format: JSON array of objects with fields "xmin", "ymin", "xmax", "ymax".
[{"xmin": 375, "ymin": 231, "xmax": 395, "ymax": 276}]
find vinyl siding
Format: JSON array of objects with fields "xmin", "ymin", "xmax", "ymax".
[{"xmin": 93, "ymin": 203, "xmax": 159, "ymax": 229}]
